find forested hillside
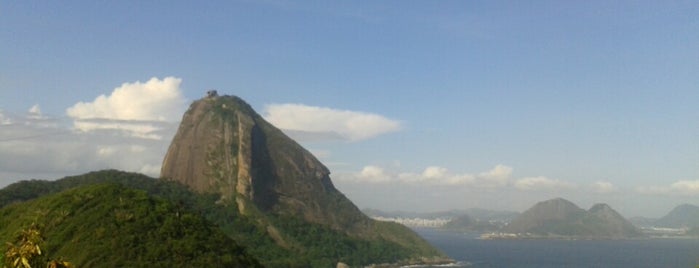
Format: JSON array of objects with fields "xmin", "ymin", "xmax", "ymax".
[{"xmin": 0, "ymin": 170, "xmax": 441, "ymax": 267}]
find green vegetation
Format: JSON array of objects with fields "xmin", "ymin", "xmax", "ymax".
[
  {"xmin": 268, "ymin": 215, "xmax": 410, "ymax": 267},
  {"xmin": 3, "ymin": 223, "xmax": 72, "ymax": 268},
  {"xmin": 0, "ymin": 170, "xmax": 445, "ymax": 267},
  {"xmin": 0, "ymin": 182, "xmax": 260, "ymax": 267}
]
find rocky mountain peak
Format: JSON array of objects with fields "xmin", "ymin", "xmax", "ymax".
[{"xmin": 161, "ymin": 94, "xmax": 362, "ymax": 230}]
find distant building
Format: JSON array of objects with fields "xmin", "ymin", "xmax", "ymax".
[
  {"xmin": 206, "ymin": 90, "xmax": 218, "ymax": 98},
  {"xmin": 370, "ymin": 216, "xmax": 450, "ymax": 228}
]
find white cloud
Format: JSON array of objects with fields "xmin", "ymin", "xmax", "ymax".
[
  {"xmin": 477, "ymin": 164, "xmax": 512, "ymax": 187},
  {"xmin": 514, "ymin": 176, "xmax": 576, "ymax": 191},
  {"xmin": 341, "ymin": 164, "xmax": 512, "ymax": 187},
  {"xmin": 0, "ymin": 111, "xmax": 13, "ymax": 125},
  {"xmin": 358, "ymin": 165, "xmax": 391, "ymax": 183},
  {"xmin": 0, "ymin": 115, "xmax": 172, "ymax": 183},
  {"xmin": 0, "ymin": 77, "xmax": 185, "ymax": 185},
  {"xmin": 422, "ymin": 166, "xmax": 448, "ymax": 179},
  {"xmin": 67, "ymin": 76, "xmax": 184, "ymax": 121},
  {"xmin": 638, "ymin": 179, "xmax": 699, "ymax": 196},
  {"xmin": 28, "ymin": 105, "xmax": 41, "ymax": 115},
  {"xmin": 669, "ymin": 180, "xmax": 699, "ymax": 194},
  {"xmin": 66, "ymin": 77, "xmax": 186, "ymax": 139},
  {"xmin": 263, "ymin": 103, "xmax": 401, "ymax": 141},
  {"xmin": 590, "ymin": 181, "xmax": 616, "ymax": 194},
  {"xmin": 27, "ymin": 105, "xmax": 44, "ymax": 119},
  {"xmin": 97, "ymin": 146, "xmax": 118, "ymax": 157},
  {"xmin": 71, "ymin": 119, "xmax": 165, "ymax": 140}
]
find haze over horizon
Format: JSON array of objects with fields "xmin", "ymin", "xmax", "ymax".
[{"xmin": 1, "ymin": 1, "xmax": 697, "ymax": 218}]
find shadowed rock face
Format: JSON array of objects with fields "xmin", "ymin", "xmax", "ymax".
[{"xmin": 161, "ymin": 95, "xmax": 367, "ymax": 230}]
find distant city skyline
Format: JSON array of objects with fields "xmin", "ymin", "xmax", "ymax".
[{"xmin": 1, "ymin": 1, "xmax": 698, "ymax": 218}]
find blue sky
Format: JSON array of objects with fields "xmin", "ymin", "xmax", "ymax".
[{"xmin": 1, "ymin": 1, "xmax": 698, "ymax": 217}]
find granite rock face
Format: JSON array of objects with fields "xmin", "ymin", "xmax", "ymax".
[
  {"xmin": 160, "ymin": 95, "xmax": 451, "ymax": 265},
  {"xmin": 161, "ymin": 95, "xmax": 365, "ymax": 230}
]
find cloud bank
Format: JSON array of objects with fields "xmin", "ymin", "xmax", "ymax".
[
  {"xmin": 357, "ymin": 165, "xmax": 391, "ymax": 183},
  {"xmin": 0, "ymin": 77, "xmax": 186, "ymax": 186},
  {"xmin": 340, "ymin": 164, "xmax": 513, "ymax": 187},
  {"xmin": 263, "ymin": 103, "xmax": 401, "ymax": 141},
  {"xmin": 514, "ymin": 176, "xmax": 577, "ymax": 191},
  {"xmin": 66, "ymin": 77, "xmax": 186, "ymax": 139},
  {"xmin": 637, "ymin": 179, "xmax": 699, "ymax": 196},
  {"xmin": 339, "ymin": 164, "xmax": 601, "ymax": 196},
  {"xmin": 590, "ymin": 181, "xmax": 616, "ymax": 194}
]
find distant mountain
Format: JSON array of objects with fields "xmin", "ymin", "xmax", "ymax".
[
  {"xmin": 655, "ymin": 204, "xmax": 699, "ymax": 228},
  {"xmin": 587, "ymin": 203, "xmax": 642, "ymax": 237},
  {"xmin": 504, "ymin": 198, "xmax": 641, "ymax": 238}
]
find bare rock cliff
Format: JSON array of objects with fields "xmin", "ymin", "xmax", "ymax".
[{"xmin": 161, "ymin": 95, "xmax": 366, "ymax": 230}]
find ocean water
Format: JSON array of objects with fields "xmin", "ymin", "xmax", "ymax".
[{"xmin": 413, "ymin": 228, "xmax": 699, "ymax": 268}]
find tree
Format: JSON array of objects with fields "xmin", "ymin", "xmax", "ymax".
[
  {"xmin": 3, "ymin": 223, "xmax": 44, "ymax": 268},
  {"xmin": 3, "ymin": 223, "xmax": 71, "ymax": 268}
]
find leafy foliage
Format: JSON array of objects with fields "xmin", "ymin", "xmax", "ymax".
[
  {"xmin": 0, "ymin": 183, "xmax": 260, "ymax": 267},
  {"xmin": 268, "ymin": 215, "xmax": 411, "ymax": 267},
  {"xmin": 3, "ymin": 223, "xmax": 72, "ymax": 268},
  {"xmin": 0, "ymin": 170, "xmax": 446, "ymax": 267},
  {"xmin": 4, "ymin": 223, "xmax": 45, "ymax": 268}
]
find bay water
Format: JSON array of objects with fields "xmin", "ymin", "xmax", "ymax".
[{"xmin": 413, "ymin": 228, "xmax": 699, "ymax": 268}]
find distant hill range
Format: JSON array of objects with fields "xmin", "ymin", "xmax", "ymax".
[
  {"xmin": 503, "ymin": 198, "xmax": 641, "ymax": 238},
  {"xmin": 365, "ymin": 202, "xmax": 699, "ymax": 239},
  {"xmin": 654, "ymin": 204, "xmax": 699, "ymax": 229}
]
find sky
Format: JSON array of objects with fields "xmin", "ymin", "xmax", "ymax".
[{"xmin": 1, "ymin": 1, "xmax": 697, "ymax": 218}]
